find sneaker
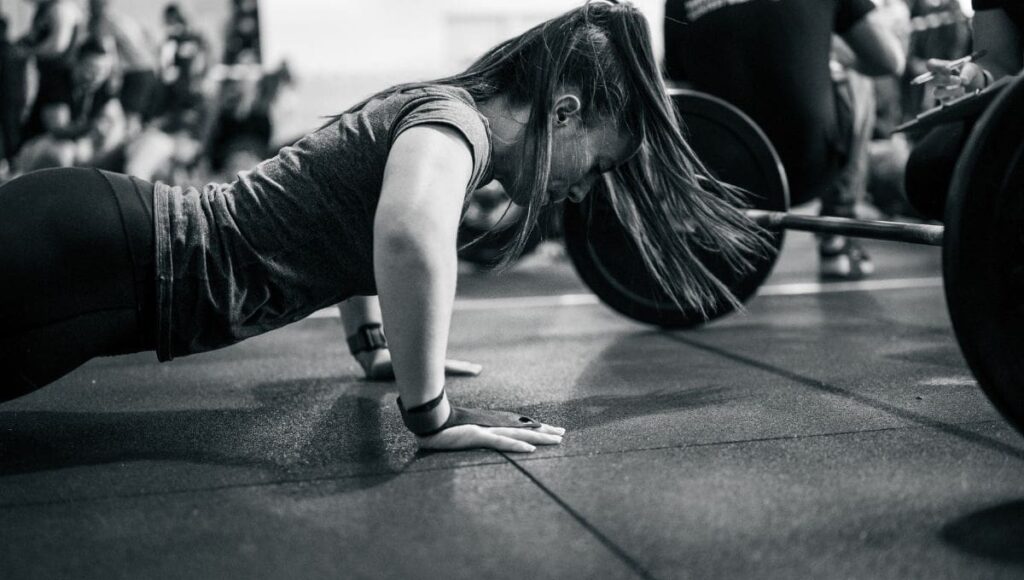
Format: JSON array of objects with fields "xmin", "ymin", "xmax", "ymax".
[{"xmin": 819, "ymin": 235, "xmax": 875, "ymax": 280}]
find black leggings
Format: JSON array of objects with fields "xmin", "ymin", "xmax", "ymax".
[{"xmin": 0, "ymin": 168, "xmax": 157, "ymax": 402}]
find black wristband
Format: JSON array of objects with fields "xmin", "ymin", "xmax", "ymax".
[
  {"xmin": 397, "ymin": 389, "xmax": 452, "ymax": 435},
  {"xmin": 397, "ymin": 389, "xmax": 544, "ymax": 437},
  {"xmin": 347, "ymin": 323, "xmax": 388, "ymax": 355}
]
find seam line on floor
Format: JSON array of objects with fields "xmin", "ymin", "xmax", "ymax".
[
  {"xmin": 668, "ymin": 335, "xmax": 1024, "ymax": 461},
  {"xmin": 501, "ymin": 452, "xmax": 659, "ymax": 580},
  {"xmin": 509, "ymin": 421, "xmax": 1006, "ymax": 465}
]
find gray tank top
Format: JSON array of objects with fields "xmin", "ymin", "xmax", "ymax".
[{"xmin": 153, "ymin": 85, "xmax": 493, "ymax": 360}]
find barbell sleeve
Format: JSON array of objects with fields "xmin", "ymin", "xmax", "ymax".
[{"xmin": 745, "ymin": 210, "xmax": 945, "ymax": 247}]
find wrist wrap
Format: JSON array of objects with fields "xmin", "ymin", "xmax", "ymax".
[
  {"xmin": 397, "ymin": 389, "xmax": 543, "ymax": 436},
  {"xmin": 347, "ymin": 323, "xmax": 388, "ymax": 355}
]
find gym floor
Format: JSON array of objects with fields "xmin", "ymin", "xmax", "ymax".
[{"xmin": 2, "ymin": 228, "xmax": 1023, "ymax": 580}]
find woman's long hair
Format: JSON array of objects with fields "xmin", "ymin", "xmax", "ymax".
[{"xmin": 341, "ymin": 1, "xmax": 773, "ymax": 318}]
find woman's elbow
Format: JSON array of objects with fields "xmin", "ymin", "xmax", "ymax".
[
  {"xmin": 375, "ymin": 227, "xmax": 455, "ymax": 266},
  {"xmin": 377, "ymin": 231, "xmax": 422, "ymax": 259}
]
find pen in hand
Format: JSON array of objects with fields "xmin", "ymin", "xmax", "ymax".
[{"xmin": 910, "ymin": 50, "xmax": 988, "ymax": 86}]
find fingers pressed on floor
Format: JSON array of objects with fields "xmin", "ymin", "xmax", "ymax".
[
  {"xmin": 445, "ymin": 360, "xmax": 483, "ymax": 376},
  {"xmin": 482, "ymin": 432, "xmax": 536, "ymax": 453},
  {"xmin": 536, "ymin": 424, "xmax": 566, "ymax": 436},
  {"xmin": 487, "ymin": 428, "xmax": 563, "ymax": 445}
]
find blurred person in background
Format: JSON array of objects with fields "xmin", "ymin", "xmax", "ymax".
[
  {"xmin": 903, "ymin": 0, "xmax": 971, "ymax": 118},
  {"xmin": 858, "ymin": 0, "xmax": 918, "ymax": 218},
  {"xmin": 16, "ymin": 0, "xmax": 85, "ymax": 157},
  {"xmin": 830, "ymin": 0, "xmax": 912, "ymax": 223},
  {"xmin": 207, "ymin": 0, "xmax": 274, "ymax": 178},
  {"xmin": 223, "ymin": 0, "xmax": 261, "ymax": 66},
  {"xmin": 904, "ymin": 1, "xmax": 1023, "ymax": 221},
  {"xmin": 87, "ymin": 0, "xmax": 159, "ymax": 138},
  {"xmin": 157, "ymin": 3, "xmax": 210, "ymax": 112},
  {"xmin": 15, "ymin": 36, "xmax": 125, "ymax": 171},
  {"xmin": 124, "ymin": 3, "xmax": 212, "ymax": 181},
  {"xmin": 0, "ymin": 15, "xmax": 8, "ymax": 169},
  {"xmin": 664, "ymin": 0, "xmax": 905, "ymax": 280},
  {"xmin": 1, "ymin": 13, "xmax": 30, "ymax": 178},
  {"xmin": 857, "ymin": 0, "xmax": 970, "ymax": 220}
]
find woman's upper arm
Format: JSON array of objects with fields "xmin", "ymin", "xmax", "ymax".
[{"xmin": 375, "ymin": 124, "xmax": 475, "ymax": 245}]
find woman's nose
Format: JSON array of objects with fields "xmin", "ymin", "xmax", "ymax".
[
  {"xmin": 568, "ymin": 174, "xmax": 599, "ymax": 203},
  {"xmin": 566, "ymin": 186, "xmax": 585, "ymax": 204}
]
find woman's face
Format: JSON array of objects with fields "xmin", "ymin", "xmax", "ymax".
[
  {"xmin": 505, "ymin": 98, "xmax": 635, "ymax": 207},
  {"xmin": 544, "ymin": 120, "xmax": 634, "ymax": 205}
]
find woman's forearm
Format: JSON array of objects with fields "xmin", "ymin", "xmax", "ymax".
[
  {"xmin": 374, "ymin": 232, "xmax": 458, "ymax": 408},
  {"xmin": 372, "ymin": 124, "xmax": 472, "ymax": 412},
  {"xmin": 338, "ymin": 296, "xmax": 383, "ymax": 335}
]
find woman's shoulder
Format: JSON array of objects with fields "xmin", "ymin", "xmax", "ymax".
[
  {"xmin": 371, "ymin": 84, "xmax": 481, "ymax": 117},
  {"xmin": 404, "ymin": 84, "xmax": 475, "ymax": 102},
  {"xmin": 336, "ymin": 84, "xmax": 489, "ymax": 150},
  {"xmin": 311, "ymin": 83, "xmax": 490, "ymax": 164},
  {"xmin": 382, "ymin": 84, "xmax": 492, "ymax": 189}
]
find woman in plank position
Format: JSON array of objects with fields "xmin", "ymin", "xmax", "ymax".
[{"xmin": 0, "ymin": 1, "xmax": 770, "ymax": 452}]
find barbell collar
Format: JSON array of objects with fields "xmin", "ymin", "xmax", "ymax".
[{"xmin": 746, "ymin": 209, "xmax": 945, "ymax": 247}]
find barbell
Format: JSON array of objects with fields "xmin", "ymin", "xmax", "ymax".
[{"xmin": 562, "ymin": 75, "xmax": 1024, "ymax": 435}]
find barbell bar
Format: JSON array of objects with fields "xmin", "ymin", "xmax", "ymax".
[{"xmin": 745, "ymin": 210, "xmax": 945, "ymax": 247}]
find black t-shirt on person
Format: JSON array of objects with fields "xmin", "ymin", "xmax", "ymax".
[{"xmin": 664, "ymin": 0, "xmax": 875, "ymax": 204}]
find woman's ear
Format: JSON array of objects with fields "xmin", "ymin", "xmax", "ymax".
[{"xmin": 553, "ymin": 94, "xmax": 582, "ymax": 126}]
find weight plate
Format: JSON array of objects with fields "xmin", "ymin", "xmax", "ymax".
[
  {"xmin": 944, "ymin": 73, "xmax": 1024, "ymax": 435},
  {"xmin": 563, "ymin": 89, "xmax": 789, "ymax": 327}
]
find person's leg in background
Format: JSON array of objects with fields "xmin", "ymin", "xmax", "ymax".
[
  {"xmin": 867, "ymin": 132, "xmax": 912, "ymax": 217},
  {"xmin": 819, "ymin": 68, "xmax": 878, "ymax": 280},
  {"xmin": 0, "ymin": 168, "xmax": 155, "ymax": 402},
  {"xmin": 866, "ymin": 72, "xmax": 915, "ymax": 219}
]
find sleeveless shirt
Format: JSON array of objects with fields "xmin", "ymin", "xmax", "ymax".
[{"xmin": 152, "ymin": 86, "xmax": 493, "ymax": 360}]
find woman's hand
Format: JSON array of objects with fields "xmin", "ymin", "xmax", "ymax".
[
  {"xmin": 926, "ymin": 59, "xmax": 987, "ymax": 102},
  {"xmin": 357, "ymin": 348, "xmax": 481, "ymax": 381},
  {"xmin": 417, "ymin": 421, "xmax": 565, "ymax": 453}
]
